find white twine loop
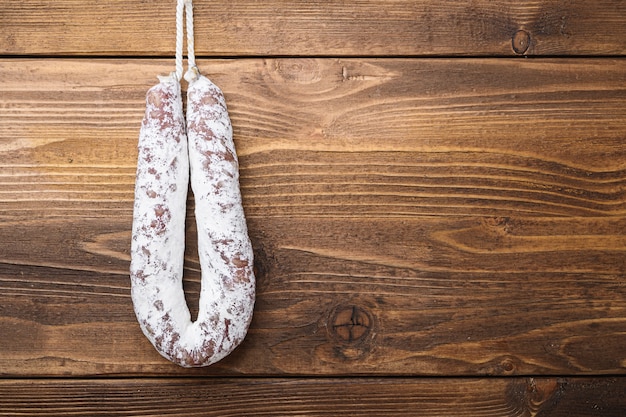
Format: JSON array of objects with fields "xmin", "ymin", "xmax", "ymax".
[
  {"xmin": 175, "ymin": 0, "xmax": 199, "ymax": 82},
  {"xmin": 175, "ymin": 0, "xmax": 184, "ymax": 80}
]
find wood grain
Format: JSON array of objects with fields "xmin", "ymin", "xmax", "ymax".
[
  {"xmin": 1, "ymin": 1, "xmax": 625, "ymax": 56},
  {"xmin": 1, "ymin": 377, "xmax": 625, "ymax": 416},
  {"xmin": 0, "ymin": 58, "xmax": 624, "ymax": 376},
  {"xmin": 1, "ymin": 58, "xmax": 625, "ymax": 218},
  {"xmin": 3, "ymin": 0, "xmax": 624, "ymax": 413}
]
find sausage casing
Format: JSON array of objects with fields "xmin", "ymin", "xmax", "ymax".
[{"xmin": 130, "ymin": 73, "xmax": 255, "ymax": 367}]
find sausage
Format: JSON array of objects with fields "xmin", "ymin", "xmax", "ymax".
[{"xmin": 130, "ymin": 72, "xmax": 255, "ymax": 367}]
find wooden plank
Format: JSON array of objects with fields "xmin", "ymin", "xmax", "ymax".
[
  {"xmin": 1, "ymin": 58, "xmax": 624, "ymax": 218},
  {"xmin": 0, "ymin": 58, "xmax": 625, "ymax": 376},
  {"xmin": 2, "ymin": 215, "xmax": 625, "ymax": 376},
  {"xmin": 1, "ymin": 1, "xmax": 625, "ymax": 56},
  {"xmin": 0, "ymin": 377, "xmax": 624, "ymax": 416}
]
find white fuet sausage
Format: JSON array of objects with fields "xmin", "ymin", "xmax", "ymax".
[{"xmin": 130, "ymin": 72, "xmax": 255, "ymax": 367}]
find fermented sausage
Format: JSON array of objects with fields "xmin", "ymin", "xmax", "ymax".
[{"xmin": 130, "ymin": 72, "xmax": 255, "ymax": 367}]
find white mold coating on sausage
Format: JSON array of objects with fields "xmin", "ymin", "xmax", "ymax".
[{"xmin": 130, "ymin": 73, "xmax": 255, "ymax": 367}]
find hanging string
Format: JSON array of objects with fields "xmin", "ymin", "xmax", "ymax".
[
  {"xmin": 175, "ymin": 0, "xmax": 199, "ymax": 82},
  {"xmin": 184, "ymin": 0, "xmax": 198, "ymax": 80},
  {"xmin": 175, "ymin": 0, "xmax": 185, "ymax": 81}
]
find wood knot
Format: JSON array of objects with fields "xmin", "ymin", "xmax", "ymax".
[
  {"xmin": 512, "ymin": 30, "xmax": 531, "ymax": 55},
  {"xmin": 273, "ymin": 59, "xmax": 322, "ymax": 84},
  {"xmin": 480, "ymin": 355, "xmax": 521, "ymax": 375},
  {"xmin": 505, "ymin": 378, "xmax": 563, "ymax": 415},
  {"xmin": 500, "ymin": 357, "xmax": 518, "ymax": 374},
  {"xmin": 526, "ymin": 378, "xmax": 561, "ymax": 408},
  {"xmin": 329, "ymin": 305, "xmax": 373, "ymax": 344}
]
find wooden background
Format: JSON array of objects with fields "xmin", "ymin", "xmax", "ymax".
[{"xmin": 1, "ymin": 1, "xmax": 625, "ymax": 415}]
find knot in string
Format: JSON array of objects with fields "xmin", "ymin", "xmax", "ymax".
[{"xmin": 176, "ymin": 0, "xmax": 198, "ymax": 82}]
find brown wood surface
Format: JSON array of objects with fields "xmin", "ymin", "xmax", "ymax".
[
  {"xmin": 0, "ymin": 377, "xmax": 625, "ymax": 417},
  {"xmin": 1, "ymin": 0, "xmax": 625, "ymax": 56},
  {"xmin": 0, "ymin": 58, "xmax": 624, "ymax": 378},
  {"xmin": 2, "ymin": 0, "xmax": 625, "ymax": 413}
]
